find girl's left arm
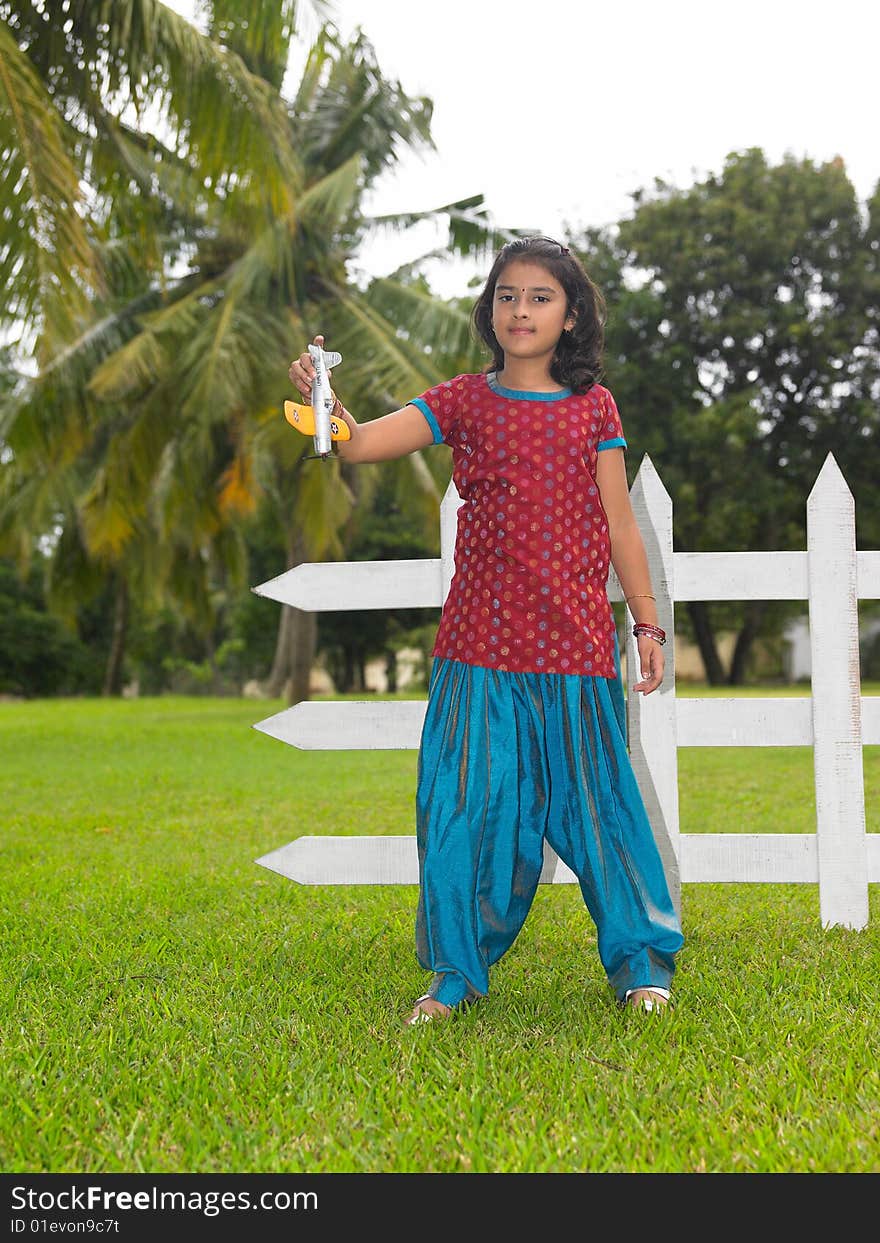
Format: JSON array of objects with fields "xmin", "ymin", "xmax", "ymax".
[{"xmin": 596, "ymin": 446, "xmax": 665, "ymax": 695}]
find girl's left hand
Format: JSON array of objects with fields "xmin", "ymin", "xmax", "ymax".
[{"xmin": 632, "ymin": 636, "xmax": 664, "ymax": 695}]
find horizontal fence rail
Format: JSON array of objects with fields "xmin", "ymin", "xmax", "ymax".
[
  {"xmin": 253, "ymin": 550, "xmax": 880, "ymax": 610},
  {"xmin": 254, "ymin": 453, "xmax": 878, "ymax": 931},
  {"xmin": 256, "ymin": 833, "xmax": 880, "ymax": 887},
  {"xmin": 254, "ymin": 696, "xmax": 880, "ymax": 751}
]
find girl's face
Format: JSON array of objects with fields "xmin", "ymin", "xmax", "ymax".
[{"xmin": 491, "ymin": 258, "xmax": 575, "ymax": 363}]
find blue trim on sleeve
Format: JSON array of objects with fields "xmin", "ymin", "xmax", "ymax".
[
  {"xmin": 408, "ymin": 398, "xmax": 444, "ymax": 445},
  {"xmin": 598, "ymin": 436, "xmax": 627, "ymax": 451}
]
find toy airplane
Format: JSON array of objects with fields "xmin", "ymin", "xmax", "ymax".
[{"xmin": 283, "ymin": 342, "xmax": 349, "ymax": 459}]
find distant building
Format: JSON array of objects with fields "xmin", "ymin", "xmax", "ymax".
[{"xmin": 782, "ymin": 614, "xmax": 880, "ymax": 683}]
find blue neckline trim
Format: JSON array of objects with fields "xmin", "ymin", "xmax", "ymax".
[{"xmin": 486, "ymin": 372, "xmax": 572, "ymax": 402}]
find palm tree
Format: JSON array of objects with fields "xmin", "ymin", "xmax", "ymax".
[
  {"xmin": 80, "ymin": 20, "xmax": 511, "ymax": 703},
  {"xmin": 0, "ymin": 1, "xmax": 320, "ymax": 689},
  {"xmin": 0, "ymin": 2, "xmax": 512, "ymax": 700},
  {"xmin": 0, "ymin": 0, "xmax": 303, "ymax": 346}
]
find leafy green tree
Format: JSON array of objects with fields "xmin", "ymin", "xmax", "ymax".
[
  {"xmin": 0, "ymin": 558, "xmax": 105, "ymax": 695},
  {"xmin": 0, "ymin": 2, "xmax": 505, "ymax": 700},
  {"xmin": 81, "ymin": 19, "xmax": 506, "ymax": 704},
  {"xmin": 0, "ymin": 0, "xmax": 309, "ymax": 692},
  {"xmin": 584, "ymin": 149, "xmax": 880, "ymax": 683},
  {"xmin": 0, "ymin": 0, "xmax": 299, "ymax": 350}
]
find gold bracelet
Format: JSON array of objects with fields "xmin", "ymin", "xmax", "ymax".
[{"xmin": 625, "ymin": 593, "xmax": 656, "ymax": 602}]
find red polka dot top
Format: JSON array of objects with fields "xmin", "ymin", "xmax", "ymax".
[{"xmin": 409, "ymin": 372, "xmax": 627, "ymax": 678}]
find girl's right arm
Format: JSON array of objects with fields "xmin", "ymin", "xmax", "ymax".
[{"xmin": 288, "ymin": 335, "xmax": 436, "ymax": 464}]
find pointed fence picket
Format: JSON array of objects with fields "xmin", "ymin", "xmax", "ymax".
[{"xmin": 253, "ymin": 453, "xmax": 879, "ymax": 930}]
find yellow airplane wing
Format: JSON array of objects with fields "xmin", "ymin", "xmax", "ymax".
[{"xmin": 283, "ymin": 400, "xmax": 351, "ymax": 442}]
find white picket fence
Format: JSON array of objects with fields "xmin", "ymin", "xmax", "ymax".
[{"xmin": 253, "ymin": 453, "xmax": 879, "ymax": 930}]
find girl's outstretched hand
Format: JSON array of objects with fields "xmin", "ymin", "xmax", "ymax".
[
  {"xmin": 632, "ymin": 635, "xmax": 664, "ymax": 695},
  {"xmin": 288, "ymin": 334, "xmax": 331, "ymax": 399}
]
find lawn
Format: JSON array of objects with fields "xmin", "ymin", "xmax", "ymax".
[{"xmin": 2, "ymin": 691, "xmax": 878, "ymax": 1175}]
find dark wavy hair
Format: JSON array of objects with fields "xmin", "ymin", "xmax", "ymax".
[{"xmin": 471, "ymin": 236, "xmax": 606, "ymax": 394}]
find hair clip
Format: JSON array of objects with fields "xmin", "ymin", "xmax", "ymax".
[
  {"xmin": 505, "ymin": 236, "xmax": 571, "ymax": 257},
  {"xmin": 535, "ymin": 236, "xmax": 570, "ymax": 255}
]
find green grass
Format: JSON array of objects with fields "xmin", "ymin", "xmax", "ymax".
[{"xmin": 2, "ymin": 693, "xmax": 878, "ymax": 1174}]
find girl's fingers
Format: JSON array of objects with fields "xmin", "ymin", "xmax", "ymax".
[
  {"xmin": 632, "ymin": 638, "xmax": 664, "ymax": 694},
  {"xmin": 287, "ymin": 359, "xmax": 311, "ymax": 397},
  {"xmin": 288, "ymin": 334, "xmax": 329, "ymax": 398},
  {"xmin": 288, "ymin": 340, "xmax": 322, "ymax": 397}
]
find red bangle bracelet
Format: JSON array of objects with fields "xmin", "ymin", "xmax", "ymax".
[{"xmin": 633, "ymin": 622, "xmax": 667, "ymax": 645}]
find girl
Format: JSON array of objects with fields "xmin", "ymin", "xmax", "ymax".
[{"xmin": 288, "ymin": 236, "xmax": 683, "ymax": 1023}]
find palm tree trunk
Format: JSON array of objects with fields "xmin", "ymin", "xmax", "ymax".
[
  {"xmin": 288, "ymin": 608, "xmax": 316, "ymax": 705},
  {"xmin": 687, "ymin": 600, "xmax": 725, "ymax": 685},
  {"xmin": 384, "ymin": 646, "xmax": 398, "ymax": 692},
  {"xmin": 728, "ymin": 601, "xmax": 767, "ymax": 685},
  {"xmin": 102, "ymin": 573, "xmax": 129, "ymax": 697},
  {"xmin": 266, "ymin": 603, "xmax": 294, "ymax": 697},
  {"xmin": 265, "ymin": 529, "xmax": 317, "ymax": 704}
]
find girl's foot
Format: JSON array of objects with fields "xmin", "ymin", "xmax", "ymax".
[
  {"xmin": 625, "ymin": 987, "xmax": 671, "ymax": 1013},
  {"xmin": 404, "ymin": 994, "xmax": 452, "ymax": 1026}
]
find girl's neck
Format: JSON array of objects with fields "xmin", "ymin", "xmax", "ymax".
[{"xmin": 495, "ymin": 359, "xmax": 562, "ymax": 393}]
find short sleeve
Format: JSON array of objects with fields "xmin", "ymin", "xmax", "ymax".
[
  {"xmin": 597, "ymin": 387, "xmax": 627, "ymax": 452},
  {"xmin": 407, "ymin": 377, "xmax": 463, "ymax": 446}
]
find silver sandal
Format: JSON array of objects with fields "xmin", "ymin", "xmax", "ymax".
[
  {"xmin": 404, "ymin": 994, "xmax": 451, "ymax": 1026},
  {"xmin": 624, "ymin": 986, "xmax": 672, "ymax": 1013}
]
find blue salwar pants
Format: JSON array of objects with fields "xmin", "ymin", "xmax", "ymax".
[{"xmin": 415, "ymin": 650, "xmax": 684, "ymax": 1008}]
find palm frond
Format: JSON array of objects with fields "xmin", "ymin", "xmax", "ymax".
[
  {"xmin": 176, "ymin": 301, "xmax": 290, "ymax": 424},
  {"xmin": 20, "ymin": 1, "xmax": 301, "ymax": 212},
  {"xmin": 325, "ymin": 286, "xmax": 448, "ymax": 409},
  {"xmin": 77, "ymin": 461, "xmax": 138, "ymax": 561},
  {"xmin": 141, "ymin": 0, "xmax": 302, "ymax": 210},
  {"xmin": 0, "ymin": 458, "xmax": 65, "ymax": 567},
  {"xmin": 90, "ymin": 113, "xmax": 207, "ymax": 244},
  {"xmin": 39, "ymin": 291, "xmax": 164, "ymax": 388},
  {"xmin": 207, "ymin": 0, "xmax": 329, "ymax": 90},
  {"xmin": 368, "ymin": 195, "xmax": 526, "ymax": 262},
  {"xmin": 292, "ymin": 453, "xmax": 354, "ymax": 561},
  {"xmin": 217, "ymin": 448, "xmax": 261, "ymax": 519},
  {"xmin": 43, "ymin": 507, "xmax": 113, "ymax": 621},
  {"xmin": 0, "ymin": 294, "xmax": 164, "ymax": 489},
  {"xmin": 364, "ymin": 277, "xmax": 482, "ymax": 369},
  {"xmin": 0, "ymin": 23, "xmax": 99, "ymax": 337},
  {"xmin": 87, "ymin": 282, "xmax": 212, "ymax": 402},
  {"xmin": 224, "ymin": 219, "xmax": 298, "ymax": 307},
  {"xmin": 295, "ymin": 153, "xmax": 363, "ymax": 233},
  {"xmin": 150, "ymin": 435, "xmax": 223, "ymax": 546},
  {"xmin": 294, "ymin": 28, "xmax": 433, "ymax": 184}
]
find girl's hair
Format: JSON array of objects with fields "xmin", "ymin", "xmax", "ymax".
[{"xmin": 471, "ymin": 236, "xmax": 606, "ymax": 394}]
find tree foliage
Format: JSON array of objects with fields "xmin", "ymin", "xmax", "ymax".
[
  {"xmin": 577, "ymin": 149, "xmax": 879, "ymax": 682},
  {"xmin": 2, "ymin": 5, "xmax": 876, "ymax": 702},
  {"xmin": 0, "ymin": 2, "xmax": 506, "ymax": 699}
]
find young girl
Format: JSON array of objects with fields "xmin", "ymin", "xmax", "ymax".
[{"xmin": 288, "ymin": 236, "xmax": 683, "ymax": 1023}]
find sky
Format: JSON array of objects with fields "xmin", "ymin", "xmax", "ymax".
[{"xmin": 167, "ymin": 0, "xmax": 879, "ymax": 294}]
